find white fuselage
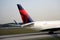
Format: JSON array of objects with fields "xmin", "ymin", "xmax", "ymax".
[{"xmin": 30, "ymin": 21, "xmax": 60, "ymax": 31}]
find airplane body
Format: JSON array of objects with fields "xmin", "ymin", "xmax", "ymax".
[
  {"xmin": 31, "ymin": 21, "xmax": 60, "ymax": 30},
  {"xmin": 21, "ymin": 21, "xmax": 60, "ymax": 31},
  {"xmin": 17, "ymin": 4, "xmax": 60, "ymax": 34}
]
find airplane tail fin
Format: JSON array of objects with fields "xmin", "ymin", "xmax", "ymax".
[
  {"xmin": 17, "ymin": 4, "xmax": 33, "ymax": 24},
  {"xmin": 14, "ymin": 20, "xmax": 19, "ymax": 25}
]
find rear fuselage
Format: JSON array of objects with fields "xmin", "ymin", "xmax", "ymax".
[{"xmin": 30, "ymin": 21, "xmax": 60, "ymax": 31}]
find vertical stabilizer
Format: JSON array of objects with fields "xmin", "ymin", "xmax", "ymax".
[{"xmin": 17, "ymin": 4, "xmax": 33, "ymax": 24}]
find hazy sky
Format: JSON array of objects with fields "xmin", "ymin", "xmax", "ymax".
[{"xmin": 0, "ymin": 0, "xmax": 60, "ymax": 24}]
